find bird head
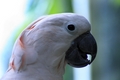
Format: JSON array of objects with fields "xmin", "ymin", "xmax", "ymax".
[
  {"xmin": 9, "ymin": 13, "xmax": 97, "ymax": 72},
  {"xmin": 29, "ymin": 13, "xmax": 97, "ymax": 68}
]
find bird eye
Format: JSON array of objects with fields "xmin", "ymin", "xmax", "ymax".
[
  {"xmin": 67, "ymin": 24, "xmax": 75, "ymax": 31},
  {"xmin": 66, "ymin": 24, "xmax": 77, "ymax": 35}
]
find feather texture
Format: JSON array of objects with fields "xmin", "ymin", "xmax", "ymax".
[{"xmin": 1, "ymin": 13, "xmax": 94, "ymax": 80}]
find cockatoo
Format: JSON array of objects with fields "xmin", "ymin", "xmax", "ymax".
[{"xmin": 1, "ymin": 13, "xmax": 97, "ymax": 80}]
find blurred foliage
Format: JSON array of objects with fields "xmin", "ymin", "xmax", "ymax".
[
  {"xmin": 48, "ymin": 0, "xmax": 73, "ymax": 14},
  {"xmin": 110, "ymin": 0, "xmax": 120, "ymax": 7}
]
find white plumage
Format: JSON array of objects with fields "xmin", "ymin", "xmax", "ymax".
[{"xmin": 1, "ymin": 13, "xmax": 97, "ymax": 80}]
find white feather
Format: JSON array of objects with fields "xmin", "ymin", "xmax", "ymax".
[{"xmin": 1, "ymin": 13, "xmax": 91, "ymax": 80}]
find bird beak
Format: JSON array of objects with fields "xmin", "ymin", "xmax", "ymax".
[{"xmin": 65, "ymin": 32, "xmax": 97, "ymax": 68}]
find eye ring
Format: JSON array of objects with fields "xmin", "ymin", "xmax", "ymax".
[
  {"xmin": 65, "ymin": 24, "xmax": 78, "ymax": 35},
  {"xmin": 67, "ymin": 24, "xmax": 75, "ymax": 31}
]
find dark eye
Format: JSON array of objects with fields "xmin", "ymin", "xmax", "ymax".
[{"xmin": 67, "ymin": 24, "xmax": 75, "ymax": 31}]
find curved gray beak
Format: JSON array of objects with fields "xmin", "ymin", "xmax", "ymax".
[{"xmin": 65, "ymin": 32, "xmax": 97, "ymax": 68}]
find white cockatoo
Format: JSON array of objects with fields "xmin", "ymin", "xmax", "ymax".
[{"xmin": 1, "ymin": 13, "xmax": 97, "ymax": 80}]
